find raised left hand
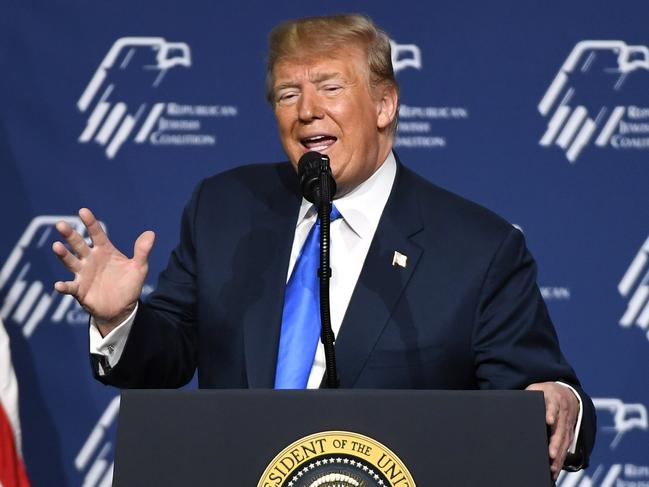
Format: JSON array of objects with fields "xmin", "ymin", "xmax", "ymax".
[{"xmin": 526, "ymin": 381, "xmax": 580, "ymax": 480}]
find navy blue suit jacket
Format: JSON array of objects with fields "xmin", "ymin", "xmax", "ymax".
[{"xmin": 94, "ymin": 158, "xmax": 595, "ymax": 467}]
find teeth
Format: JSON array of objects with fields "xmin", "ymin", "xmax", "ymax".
[
  {"xmin": 305, "ymin": 135, "xmax": 327, "ymax": 142},
  {"xmin": 301, "ymin": 135, "xmax": 336, "ymax": 151}
]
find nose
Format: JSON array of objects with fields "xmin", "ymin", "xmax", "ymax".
[{"xmin": 297, "ymin": 86, "xmax": 324, "ymax": 123}]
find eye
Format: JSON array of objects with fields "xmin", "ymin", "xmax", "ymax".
[
  {"xmin": 322, "ymin": 84, "xmax": 343, "ymax": 95},
  {"xmin": 276, "ymin": 91, "xmax": 299, "ymax": 105}
]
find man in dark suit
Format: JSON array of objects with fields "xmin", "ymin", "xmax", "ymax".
[{"xmin": 52, "ymin": 14, "xmax": 595, "ymax": 478}]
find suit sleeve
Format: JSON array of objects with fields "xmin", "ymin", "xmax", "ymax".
[
  {"xmin": 472, "ymin": 226, "xmax": 596, "ymax": 470},
  {"xmin": 91, "ymin": 181, "xmax": 204, "ymax": 389}
]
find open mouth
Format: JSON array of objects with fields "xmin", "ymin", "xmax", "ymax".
[{"xmin": 300, "ymin": 134, "xmax": 338, "ymax": 153}]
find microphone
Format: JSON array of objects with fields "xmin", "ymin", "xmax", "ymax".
[
  {"xmin": 296, "ymin": 150, "xmax": 339, "ymax": 388},
  {"xmin": 298, "ymin": 151, "xmax": 337, "ymax": 206}
]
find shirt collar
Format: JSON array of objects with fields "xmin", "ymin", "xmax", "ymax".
[{"xmin": 296, "ymin": 151, "xmax": 397, "ymax": 239}]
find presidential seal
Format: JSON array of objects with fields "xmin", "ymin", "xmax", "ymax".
[{"xmin": 258, "ymin": 431, "xmax": 415, "ymax": 487}]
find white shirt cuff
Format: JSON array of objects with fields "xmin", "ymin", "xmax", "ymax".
[
  {"xmin": 89, "ymin": 303, "xmax": 139, "ymax": 375},
  {"xmin": 555, "ymin": 381, "xmax": 583, "ymax": 454}
]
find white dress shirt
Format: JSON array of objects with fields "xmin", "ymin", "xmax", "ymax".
[{"xmin": 287, "ymin": 152, "xmax": 397, "ymax": 387}]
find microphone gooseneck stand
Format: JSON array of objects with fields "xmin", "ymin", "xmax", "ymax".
[
  {"xmin": 317, "ymin": 166, "xmax": 338, "ymax": 389},
  {"xmin": 297, "ymin": 151, "xmax": 339, "ymax": 389}
]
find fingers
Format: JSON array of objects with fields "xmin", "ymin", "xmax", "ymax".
[
  {"xmin": 54, "ymin": 208, "xmax": 113, "ymax": 259},
  {"xmin": 548, "ymin": 406, "xmax": 570, "ymax": 479},
  {"xmin": 55, "ymin": 220, "xmax": 91, "ymax": 258},
  {"xmin": 527, "ymin": 382, "xmax": 578, "ymax": 480},
  {"xmin": 548, "ymin": 392, "xmax": 576, "ymax": 456},
  {"xmin": 542, "ymin": 388, "xmax": 566, "ymax": 475},
  {"xmin": 79, "ymin": 208, "xmax": 110, "ymax": 247},
  {"xmin": 133, "ymin": 231, "xmax": 155, "ymax": 266},
  {"xmin": 52, "ymin": 237, "xmax": 81, "ymax": 296},
  {"xmin": 546, "ymin": 396, "xmax": 560, "ymax": 427},
  {"xmin": 52, "ymin": 241, "xmax": 82, "ymax": 273},
  {"xmin": 54, "ymin": 280, "xmax": 78, "ymax": 296}
]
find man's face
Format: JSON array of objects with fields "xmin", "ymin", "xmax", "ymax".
[{"xmin": 272, "ymin": 47, "xmax": 395, "ymax": 197}]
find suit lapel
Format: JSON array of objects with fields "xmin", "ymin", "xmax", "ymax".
[
  {"xmin": 243, "ymin": 163, "xmax": 301, "ymax": 388},
  {"xmin": 335, "ymin": 162, "xmax": 424, "ymax": 387}
]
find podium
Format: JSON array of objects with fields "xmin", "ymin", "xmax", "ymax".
[{"xmin": 113, "ymin": 389, "xmax": 552, "ymax": 486}]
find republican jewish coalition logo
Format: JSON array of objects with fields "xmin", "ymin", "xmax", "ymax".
[
  {"xmin": 618, "ymin": 235, "xmax": 649, "ymax": 341},
  {"xmin": 258, "ymin": 431, "xmax": 415, "ymax": 487},
  {"xmin": 0, "ymin": 216, "xmax": 103, "ymax": 337},
  {"xmin": 557, "ymin": 398, "xmax": 649, "ymax": 487},
  {"xmin": 539, "ymin": 41, "xmax": 649, "ymax": 163},
  {"xmin": 77, "ymin": 37, "xmax": 237, "ymax": 159}
]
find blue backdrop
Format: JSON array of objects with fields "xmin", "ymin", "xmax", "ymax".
[{"xmin": 1, "ymin": 1, "xmax": 648, "ymax": 485}]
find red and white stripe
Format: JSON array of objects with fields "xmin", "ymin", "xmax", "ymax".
[{"xmin": 0, "ymin": 318, "xmax": 30, "ymax": 487}]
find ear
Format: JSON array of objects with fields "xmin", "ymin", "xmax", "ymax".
[{"xmin": 376, "ymin": 83, "xmax": 399, "ymax": 130}]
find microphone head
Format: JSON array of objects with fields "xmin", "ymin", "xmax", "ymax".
[{"xmin": 297, "ymin": 151, "xmax": 337, "ymax": 205}]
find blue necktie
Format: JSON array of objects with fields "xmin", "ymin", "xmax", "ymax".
[{"xmin": 274, "ymin": 205, "xmax": 341, "ymax": 389}]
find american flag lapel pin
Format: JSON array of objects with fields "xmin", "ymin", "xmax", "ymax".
[{"xmin": 392, "ymin": 251, "xmax": 408, "ymax": 268}]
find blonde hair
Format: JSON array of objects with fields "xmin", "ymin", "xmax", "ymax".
[{"xmin": 266, "ymin": 13, "xmax": 400, "ymax": 133}]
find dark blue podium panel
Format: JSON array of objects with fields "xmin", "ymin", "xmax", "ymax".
[{"xmin": 114, "ymin": 390, "xmax": 550, "ymax": 486}]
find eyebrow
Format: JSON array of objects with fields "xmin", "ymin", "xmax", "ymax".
[
  {"xmin": 311, "ymin": 71, "xmax": 344, "ymax": 83},
  {"xmin": 274, "ymin": 71, "xmax": 345, "ymax": 92}
]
